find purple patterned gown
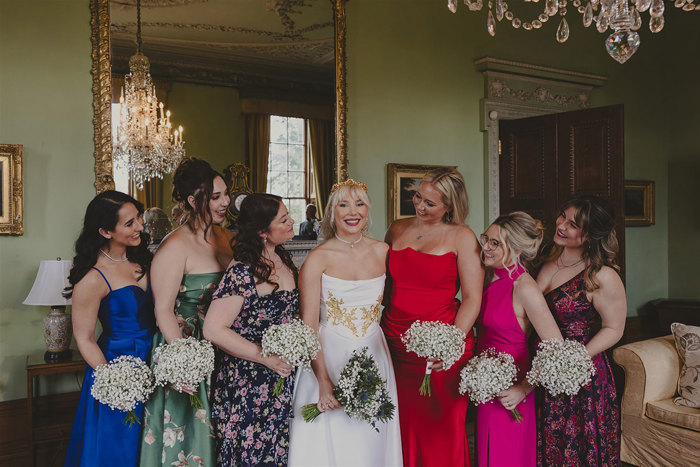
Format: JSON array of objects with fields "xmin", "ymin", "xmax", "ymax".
[
  {"xmin": 210, "ymin": 263, "xmax": 299, "ymax": 467},
  {"xmin": 536, "ymin": 271, "xmax": 620, "ymax": 466}
]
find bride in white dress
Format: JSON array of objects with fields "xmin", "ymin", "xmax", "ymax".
[{"xmin": 289, "ymin": 180, "xmax": 402, "ymax": 467}]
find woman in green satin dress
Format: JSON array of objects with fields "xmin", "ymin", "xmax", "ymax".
[{"xmin": 139, "ymin": 158, "xmax": 233, "ymax": 467}]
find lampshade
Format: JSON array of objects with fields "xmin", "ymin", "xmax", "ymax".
[{"xmin": 23, "ymin": 260, "xmax": 72, "ymax": 306}]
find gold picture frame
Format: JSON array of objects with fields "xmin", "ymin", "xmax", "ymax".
[
  {"xmin": 0, "ymin": 144, "xmax": 24, "ymax": 235},
  {"xmin": 624, "ymin": 180, "xmax": 655, "ymax": 226},
  {"xmin": 387, "ymin": 163, "xmax": 456, "ymax": 224}
]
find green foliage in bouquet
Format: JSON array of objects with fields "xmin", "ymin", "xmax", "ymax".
[{"xmin": 302, "ymin": 347, "xmax": 395, "ymax": 432}]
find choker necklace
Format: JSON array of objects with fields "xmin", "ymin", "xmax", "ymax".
[
  {"xmin": 335, "ymin": 234, "xmax": 363, "ymax": 248},
  {"xmin": 99, "ymin": 249, "xmax": 128, "ymax": 262}
]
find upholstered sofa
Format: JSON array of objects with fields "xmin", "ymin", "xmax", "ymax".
[{"xmin": 613, "ymin": 335, "xmax": 700, "ymax": 466}]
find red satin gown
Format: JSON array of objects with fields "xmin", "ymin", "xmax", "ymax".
[{"xmin": 381, "ymin": 247, "xmax": 474, "ymax": 467}]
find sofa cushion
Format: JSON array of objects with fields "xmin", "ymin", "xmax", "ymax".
[
  {"xmin": 646, "ymin": 399, "xmax": 700, "ymax": 432},
  {"xmin": 671, "ymin": 322, "xmax": 700, "ymax": 408}
]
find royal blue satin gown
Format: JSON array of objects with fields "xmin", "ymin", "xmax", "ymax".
[{"xmin": 64, "ymin": 268, "xmax": 155, "ymax": 467}]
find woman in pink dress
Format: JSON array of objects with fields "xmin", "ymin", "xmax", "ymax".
[
  {"xmin": 382, "ymin": 168, "xmax": 483, "ymax": 467},
  {"xmin": 476, "ymin": 212, "xmax": 563, "ymax": 467}
]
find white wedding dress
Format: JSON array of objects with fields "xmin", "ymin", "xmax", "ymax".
[{"xmin": 289, "ymin": 273, "xmax": 403, "ymax": 467}]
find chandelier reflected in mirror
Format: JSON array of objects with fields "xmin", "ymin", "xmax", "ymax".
[
  {"xmin": 448, "ymin": 0, "xmax": 697, "ymax": 63},
  {"xmin": 113, "ymin": 0, "xmax": 185, "ymax": 189}
]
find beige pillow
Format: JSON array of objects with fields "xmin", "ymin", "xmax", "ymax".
[{"xmin": 671, "ymin": 322, "xmax": 700, "ymax": 408}]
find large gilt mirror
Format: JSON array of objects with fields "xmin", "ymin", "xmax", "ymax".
[{"xmin": 90, "ymin": 0, "xmax": 347, "ymax": 224}]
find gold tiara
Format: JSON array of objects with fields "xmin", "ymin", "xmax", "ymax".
[{"xmin": 330, "ymin": 179, "xmax": 368, "ymax": 194}]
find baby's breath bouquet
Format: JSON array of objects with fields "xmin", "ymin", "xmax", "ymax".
[
  {"xmin": 261, "ymin": 319, "xmax": 321, "ymax": 396},
  {"xmin": 301, "ymin": 347, "xmax": 395, "ymax": 432},
  {"xmin": 526, "ymin": 338, "xmax": 596, "ymax": 396},
  {"xmin": 459, "ymin": 348, "xmax": 522, "ymax": 422},
  {"xmin": 152, "ymin": 336, "xmax": 215, "ymax": 409},
  {"xmin": 91, "ymin": 355, "xmax": 154, "ymax": 427},
  {"xmin": 401, "ymin": 320, "xmax": 466, "ymax": 396}
]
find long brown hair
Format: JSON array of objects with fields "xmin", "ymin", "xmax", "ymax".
[
  {"xmin": 233, "ymin": 194, "xmax": 298, "ymax": 291},
  {"xmin": 548, "ymin": 196, "xmax": 620, "ymax": 292}
]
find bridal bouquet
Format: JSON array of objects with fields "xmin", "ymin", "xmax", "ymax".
[
  {"xmin": 459, "ymin": 348, "xmax": 522, "ymax": 422},
  {"xmin": 261, "ymin": 319, "xmax": 321, "ymax": 396},
  {"xmin": 301, "ymin": 347, "xmax": 395, "ymax": 432},
  {"xmin": 526, "ymin": 338, "xmax": 596, "ymax": 396},
  {"xmin": 152, "ymin": 336, "xmax": 215, "ymax": 409},
  {"xmin": 91, "ymin": 355, "xmax": 155, "ymax": 427},
  {"xmin": 401, "ymin": 320, "xmax": 466, "ymax": 396}
]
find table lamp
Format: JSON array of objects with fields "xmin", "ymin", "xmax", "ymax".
[{"xmin": 23, "ymin": 259, "xmax": 73, "ymax": 362}]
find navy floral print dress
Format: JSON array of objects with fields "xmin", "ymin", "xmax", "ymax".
[
  {"xmin": 536, "ymin": 271, "xmax": 621, "ymax": 466},
  {"xmin": 210, "ymin": 262, "xmax": 299, "ymax": 467}
]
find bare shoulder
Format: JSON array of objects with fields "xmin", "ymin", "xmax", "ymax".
[
  {"xmin": 157, "ymin": 225, "xmax": 191, "ymax": 250},
  {"xmin": 365, "ymin": 236, "xmax": 390, "ymax": 252},
  {"xmin": 595, "ymin": 265, "xmax": 624, "ymax": 289},
  {"xmin": 513, "ymin": 273, "xmax": 541, "ymax": 299},
  {"xmin": 452, "ymin": 224, "xmax": 479, "ymax": 248},
  {"xmin": 386, "ymin": 217, "xmax": 413, "ymax": 242},
  {"xmin": 74, "ymin": 268, "xmax": 109, "ymax": 298}
]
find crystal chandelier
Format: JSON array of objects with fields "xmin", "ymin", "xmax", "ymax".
[
  {"xmin": 447, "ymin": 0, "xmax": 697, "ymax": 63},
  {"xmin": 114, "ymin": 0, "xmax": 185, "ymax": 189}
]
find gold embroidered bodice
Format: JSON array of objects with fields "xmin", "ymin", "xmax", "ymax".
[{"xmin": 320, "ymin": 273, "xmax": 385, "ymax": 339}]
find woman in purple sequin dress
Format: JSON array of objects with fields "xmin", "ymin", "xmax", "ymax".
[{"xmin": 536, "ymin": 196, "xmax": 627, "ymax": 466}]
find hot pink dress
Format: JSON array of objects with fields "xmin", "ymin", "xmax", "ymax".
[{"xmin": 476, "ymin": 265, "xmax": 535, "ymax": 467}]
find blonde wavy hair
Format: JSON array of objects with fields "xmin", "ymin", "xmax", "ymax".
[
  {"xmin": 489, "ymin": 211, "xmax": 545, "ymax": 275},
  {"xmin": 547, "ymin": 196, "xmax": 620, "ymax": 292},
  {"xmin": 319, "ymin": 184, "xmax": 372, "ymax": 240},
  {"xmin": 423, "ymin": 167, "xmax": 469, "ymax": 225}
]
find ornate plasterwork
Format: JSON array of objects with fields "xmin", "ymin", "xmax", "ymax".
[
  {"xmin": 474, "ymin": 57, "xmax": 607, "ymax": 223},
  {"xmin": 91, "ymin": 0, "xmax": 115, "ymax": 194},
  {"xmin": 0, "ymin": 144, "xmax": 24, "ymax": 235},
  {"xmin": 334, "ymin": 0, "xmax": 348, "ymax": 182},
  {"xmin": 111, "ymin": 21, "xmax": 333, "ymax": 41}
]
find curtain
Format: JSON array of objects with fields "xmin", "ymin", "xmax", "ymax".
[
  {"xmin": 131, "ymin": 178, "xmax": 162, "ymax": 208},
  {"xmin": 308, "ymin": 119, "xmax": 335, "ymax": 215},
  {"xmin": 245, "ymin": 114, "xmax": 270, "ymax": 192}
]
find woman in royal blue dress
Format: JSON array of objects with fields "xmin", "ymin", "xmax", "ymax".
[
  {"xmin": 203, "ymin": 194, "xmax": 299, "ymax": 467},
  {"xmin": 64, "ymin": 190, "xmax": 155, "ymax": 467}
]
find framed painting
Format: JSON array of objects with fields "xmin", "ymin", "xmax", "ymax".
[
  {"xmin": 387, "ymin": 163, "xmax": 456, "ymax": 224},
  {"xmin": 624, "ymin": 180, "xmax": 654, "ymax": 227},
  {"xmin": 0, "ymin": 144, "xmax": 23, "ymax": 235}
]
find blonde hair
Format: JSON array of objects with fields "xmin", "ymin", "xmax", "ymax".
[
  {"xmin": 491, "ymin": 211, "xmax": 545, "ymax": 273},
  {"xmin": 143, "ymin": 207, "xmax": 172, "ymax": 241},
  {"xmin": 423, "ymin": 168, "xmax": 469, "ymax": 225},
  {"xmin": 319, "ymin": 184, "xmax": 372, "ymax": 240}
]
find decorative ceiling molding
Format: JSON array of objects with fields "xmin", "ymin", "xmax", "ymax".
[
  {"xmin": 111, "ymin": 20, "xmax": 333, "ymax": 41},
  {"xmin": 113, "ymin": 0, "xmax": 210, "ymax": 7}
]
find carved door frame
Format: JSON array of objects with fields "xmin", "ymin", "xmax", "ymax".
[{"xmin": 475, "ymin": 57, "xmax": 607, "ymax": 223}]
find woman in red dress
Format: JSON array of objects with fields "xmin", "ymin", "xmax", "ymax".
[{"xmin": 382, "ymin": 168, "xmax": 484, "ymax": 467}]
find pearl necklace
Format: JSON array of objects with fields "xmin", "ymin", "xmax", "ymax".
[
  {"xmin": 99, "ymin": 249, "xmax": 128, "ymax": 262},
  {"xmin": 335, "ymin": 234, "xmax": 363, "ymax": 248}
]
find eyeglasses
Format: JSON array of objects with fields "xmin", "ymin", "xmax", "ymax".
[{"xmin": 479, "ymin": 234, "xmax": 501, "ymax": 251}]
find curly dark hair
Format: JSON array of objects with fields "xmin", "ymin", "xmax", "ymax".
[
  {"xmin": 172, "ymin": 157, "xmax": 225, "ymax": 239},
  {"xmin": 547, "ymin": 195, "xmax": 620, "ymax": 292},
  {"xmin": 64, "ymin": 190, "xmax": 152, "ymax": 298},
  {"xmin": 233, "ymin": 193, "xmax": 297, "ymax": 292}
]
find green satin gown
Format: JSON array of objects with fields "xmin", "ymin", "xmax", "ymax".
[{"xmin": 139, "ymin": 272, "xmax": 223, "ymax": 467}]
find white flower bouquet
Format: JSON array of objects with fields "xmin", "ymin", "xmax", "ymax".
[
  {"xmin": 91, "ymin": 355, "xmax": 155, "ymax": 426},
  {"xmin": 459, "ymin": 348, "xmax": 522, "ymax": 422},
  {"xmin": 152, "ymin": 336, "xmax": 216, "ymax": 409},
  {"xmin": 301, "ymin": 346, "xmax": 395, "ymax": 432},
  {"xmin": 401, "ymin": 320, "xmax": 466, "ymax": 397},
  {"xmin": 261, "ymin": 319, "xmax": 321, "ymax": 396},
  {"xmin": 526, "ymin": 338, "xmax": 596, "ymax": 396}
]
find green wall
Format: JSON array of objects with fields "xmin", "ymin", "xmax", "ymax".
[
  {"xmin": 158, "ymin": 82, "xmax": 246, "ymax": 215},
  {"xmin": 0, "ymin": 0, "xmax": 94, "ymax": 401},
  {"xmin": 345, "ymin": 1, "xmax": 697, "ymax": 315}
]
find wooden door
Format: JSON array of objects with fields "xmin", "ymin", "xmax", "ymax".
[{"xmin": 499, "ymin": 105, "xmax": 625, "ymax": 275}]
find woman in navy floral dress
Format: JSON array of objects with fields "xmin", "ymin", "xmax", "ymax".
[
  {"xmin": 203, "ymin": 194, "xmax": 299, "ymax": 467},
  {"xmin": 536, "ymin": 196, "xmax": 627, "ymax": 466}
]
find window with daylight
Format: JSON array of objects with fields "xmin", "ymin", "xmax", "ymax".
[{"xmin": 267, "ymin": 115, "xmax": 315, "ymax": 234}]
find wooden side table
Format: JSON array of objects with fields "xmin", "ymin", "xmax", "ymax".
[{"xmin": 26, "ymin": 351, "xmax": 86, "ymax": 467}]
